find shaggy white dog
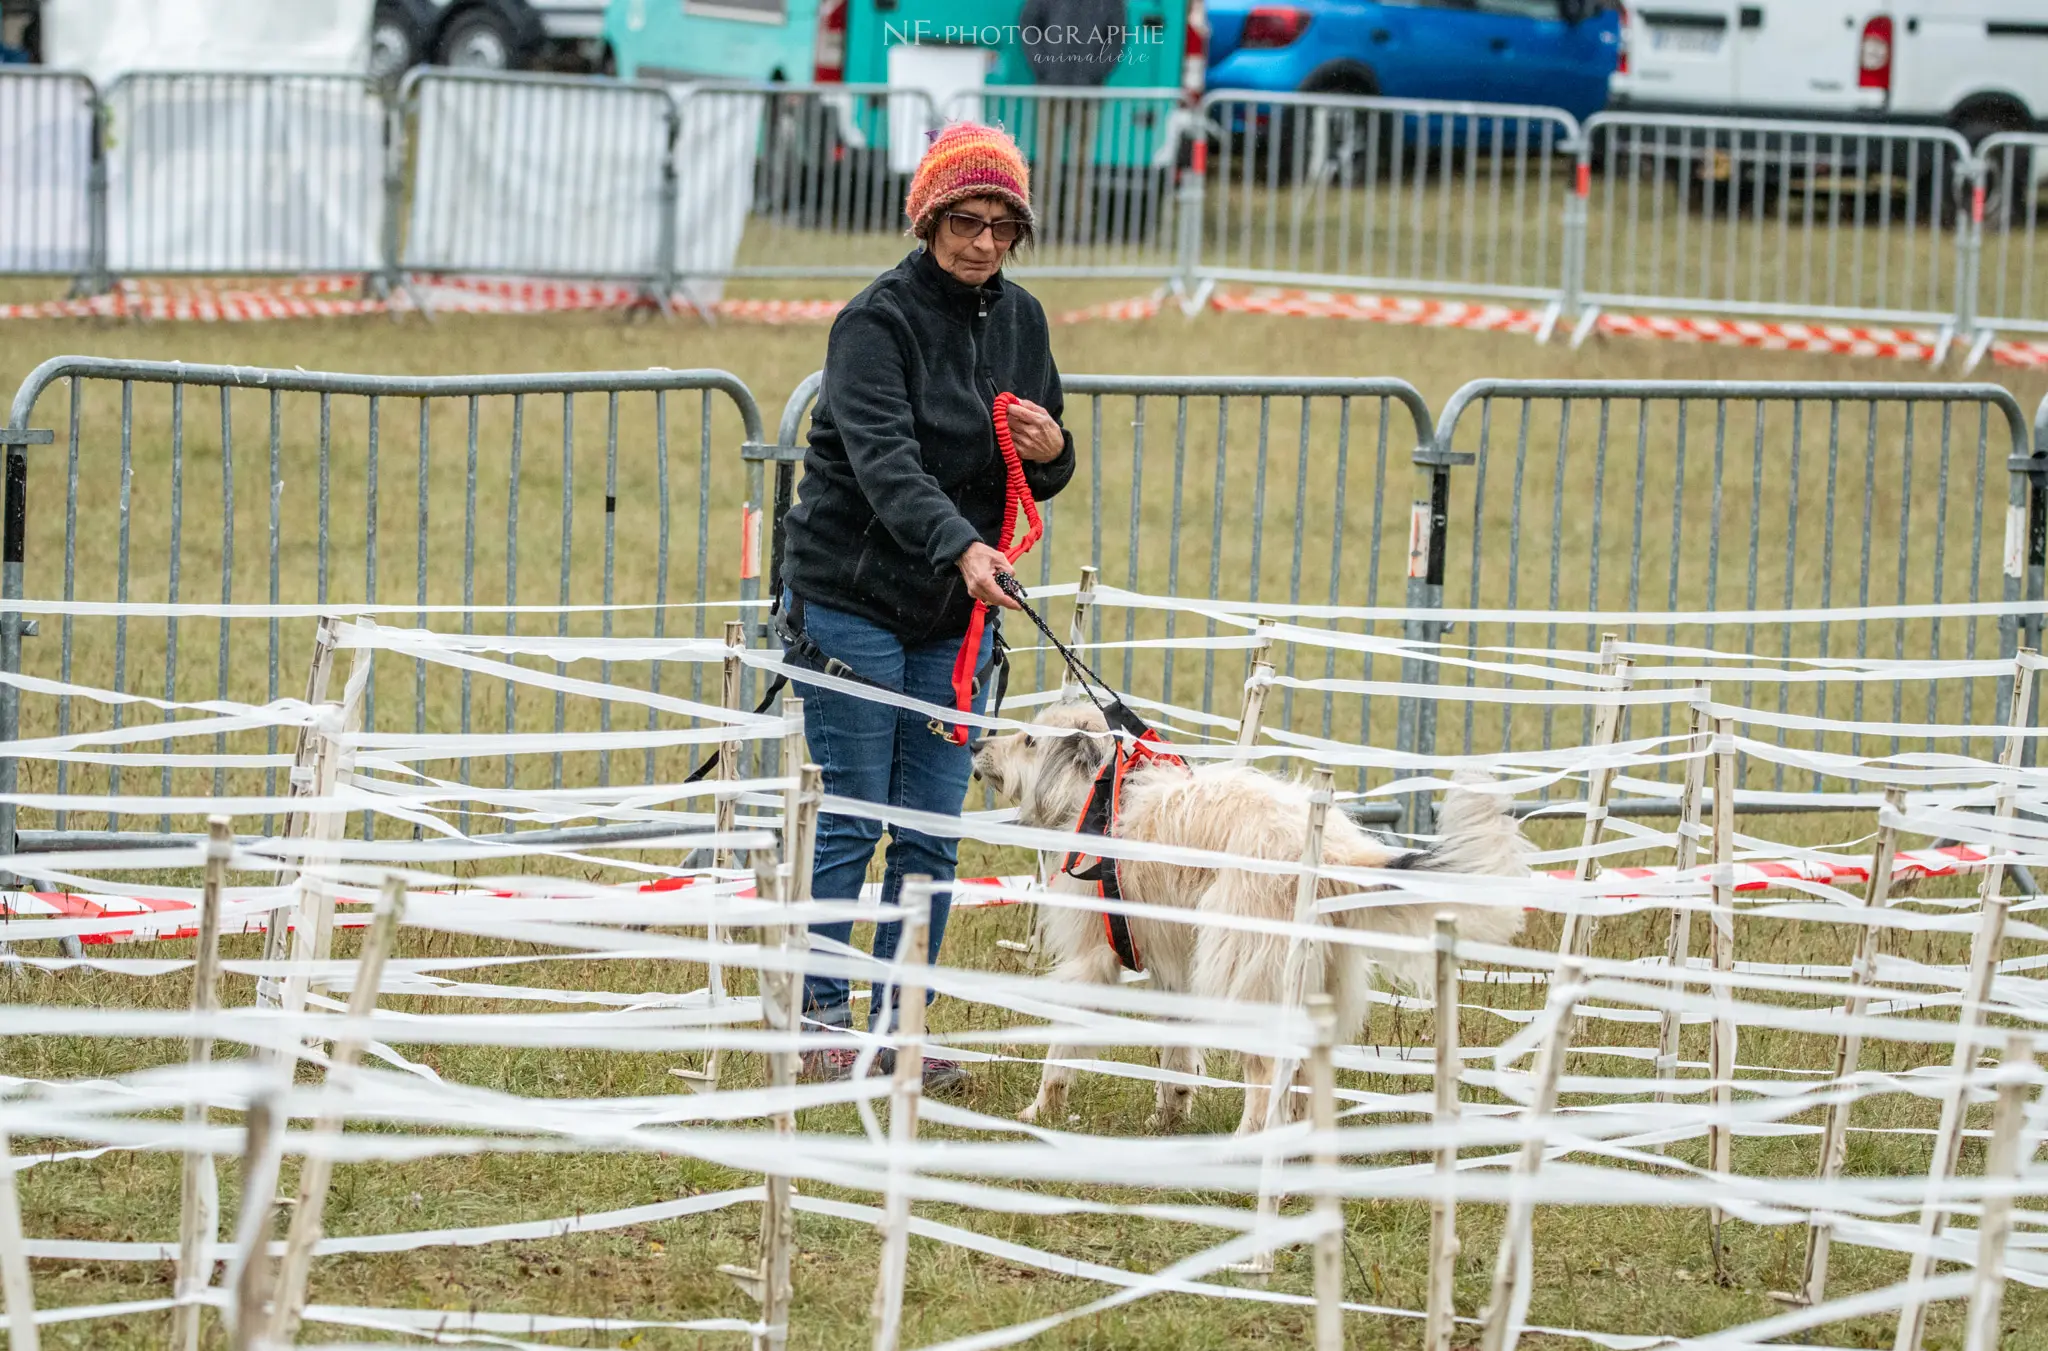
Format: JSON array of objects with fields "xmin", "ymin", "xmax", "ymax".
[{"xmin": 972, "ymin": 702, "xmax": 1530, "ymax": 1134}]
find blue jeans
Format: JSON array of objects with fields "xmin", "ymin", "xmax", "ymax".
[{"xmin": 787, "ymin": 589, "xmax": 991, "ymax": 1033}]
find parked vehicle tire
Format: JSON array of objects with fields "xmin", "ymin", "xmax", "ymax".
[
  {"xmin": 438, "ymin": 4, "xmax": 532, "ymax": 71},
  {"xmin": 370, "ymin": 2, "xmax": 425, "ymax": 83}
]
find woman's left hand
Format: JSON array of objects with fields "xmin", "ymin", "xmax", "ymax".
[{"xmin": 1003, "ymin": 398, "xmax": 1066, "ymax": 464}]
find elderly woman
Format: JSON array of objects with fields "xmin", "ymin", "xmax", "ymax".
[{"xmin": 778, "ymin": 123, "xmax": 1076, "ymax": 1088}]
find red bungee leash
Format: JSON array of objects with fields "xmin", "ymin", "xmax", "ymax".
[{"xmin": 944, "ymin": 392, "xmax": 1044, "ymax": 745}]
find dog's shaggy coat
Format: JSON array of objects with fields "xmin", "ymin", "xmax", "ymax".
[{"xmin": 973, "ymin": 702, "xmax": 1530, "ymax": 1133}]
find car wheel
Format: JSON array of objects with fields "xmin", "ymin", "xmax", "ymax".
[
  {"xmin": 369, "ymin": 7, "xmax": 421, "ymax": 83},
  {"xmin": 439, "ymin": 6, "xmax": 528, "ymax": 70}
]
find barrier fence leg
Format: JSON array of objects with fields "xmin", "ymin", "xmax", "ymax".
[
  {"xmin": 1801, "ymin": 784, "xmax": 1907, "ymax": 1306},
  {"xmin": 1307, "ymin": 993, "xmax": 1343, "ymax": 1351},
  {"xmin": 870, "ymin": 879, "xmax": 933, "ymax": 1351},
  {"xmin": 1653, "ymin": 684, "xmax": 1712, "ymax": 1142},
  {"xmin": 224, "ymin": 1094, "xmax": 283, "ymax": 1351},
  {"xmin": 174, "ymin": 816, "xmax": 233, "ymax": 1351},
  {"xmin": 1894, "ymin": 654, "xmax": 2033, "ymax": 1351},
  {"xmin": 266, "ymin": 879, "xmax": 406, "ymax": 1346},
  {"xmin": 1961, "ymin": 1033, "xmax": 2038, "ymax": 1351},
  {"xmin": 1425, "ymin": 913, "xmax": 1462, "ymax": 1351},
  {"xmin": 1707, "ymin": 714, "xmax": 1737, "ymax": 1283},
  {"xmin": 1947, "ymin": 164, "xmax": 1985, "ymax": 369},
  {"xmin": 1477, "ymin": 960, "xmax": 1582, "ymax": 1351},
  {"xmin": 1550, "ymin": 151, "xmax": 1590, "ymax": 347}
]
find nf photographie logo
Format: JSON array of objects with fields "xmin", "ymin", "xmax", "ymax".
[{"xmin": 885, "ymin": 20, "xmax": 1166, "ymax": 51}]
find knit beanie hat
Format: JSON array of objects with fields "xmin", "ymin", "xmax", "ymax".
[{"xmin": 904, "ymin": 122, "xmax": 1034, "ymax": 242}]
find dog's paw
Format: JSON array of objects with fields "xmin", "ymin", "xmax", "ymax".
[
  {"xmin": 1017, "ymin": 1101, "xmax": 1045, "ymax": 1125},
  {"xmin": 1144, "ymin": 1109, "xmax": 1183, "ymax": 1132}
]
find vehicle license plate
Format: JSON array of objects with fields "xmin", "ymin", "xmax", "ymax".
[{"xmin": 1649, "ymin": 25, "xmax": 1723, "ymax": 55}]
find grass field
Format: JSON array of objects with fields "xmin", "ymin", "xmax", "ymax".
[{"xmin": 2, "ymin": 286, "xmax": 2046, "ymax": 1350}]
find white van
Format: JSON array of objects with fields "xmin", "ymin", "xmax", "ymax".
[
  {"xmin": 1609, "ymin": 4, "xmax": 2047, "ymax": 215},
  {"xmin": 1610, "ymin": 4, "xmax": 2046, "ymax": 137}
]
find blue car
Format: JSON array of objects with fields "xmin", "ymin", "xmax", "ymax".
[{"xmin": 1206, "ymin": 0, "xmax": 1620, "ymax": 122}]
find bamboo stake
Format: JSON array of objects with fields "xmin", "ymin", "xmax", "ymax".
[
  {"xmin": 278, "ymin": 707, "xmax": 346, "ymax": 1027},
  {"xmin": 0, "ymin": 1124, "xmax": 37, "ymax": 1351},
  {"xmin": 1062, "ymin": 564, "xmax": 1098, "ymax": 701},
  {"xmin": 1477, "ymin": 960, "xmax": 1583, "ymax": 1351},
  {"xmin": 1557, "ymin": 636, "xmax": 1631, "ymax": 961},
  {"xmin": 265, "ymin": 878, "xmax": 405, "ymax": 1346},
  {"xmin": 1307, "ymin": 993, "xmax": 1343, "ymax": 1351},
  {"xmin": 224, "ymin": 1094, "xmax": 283, "ymax": 1351},
  {"xmin": 308, "ymin": 642, "xmax": 371, "ymax": 996},
  {"xmin": 174, "ymin": 816, "xmax": 233, "ymax": 1351},
  {"xmin": 870, "ymin": 879, "xmax": 933, "ymax": 1351},
  {"xmin": 1961, "ymin": 1033, "xmax": 2037, "ymax": 1351},
  {"xmin": 1234, "ymin": 618, "xmax": 1276, "ymax": 764},
  {"xmin": 1894, "ymin": 652, "xmax": 2034, "ymax": 1351},
  {"xmin": 1801, "ymin": 785, "xmax": 1907, "ymax": 1305},
  {"xmin": 258, "ymin": 617, "xmax": 339, "ymax": 1010},
  {"xmin": 1425, "ymin": 913, "xmax": 1462, "ymax": 1351},
  {"xmin": 1707, "ymin": 714, "xmax": 1737, "ymax": 1282},
  {"xmin": 1652, "ymin": 685, "xmax": 1712, "ymax": 1130}
]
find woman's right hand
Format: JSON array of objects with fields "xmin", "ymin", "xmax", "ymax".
[{"xmin": 957, "ymin": 542, "xmax": 1021, "ymax": 609}]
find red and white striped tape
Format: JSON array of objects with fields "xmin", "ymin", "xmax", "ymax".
[
  {"xmin": 8, "ymin": 272, "xmax": 2046, "ymax": 366},
  {"xmin": 0, "ymin": 874, "xmax": 1038, "ymax": 945},
  {"xmin": 1, "ymin": 846, "xmax": 1994, "ymax": 945}
]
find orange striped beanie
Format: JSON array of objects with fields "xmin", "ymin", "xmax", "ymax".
[{"xmin": 904, "ymin": 122, "xmax": 1033, "ymax": 241}]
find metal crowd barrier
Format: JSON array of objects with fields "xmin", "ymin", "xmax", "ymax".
[
  {"xmin": 1969, "ymin": 130, "xmax": 2048, "ymax": 363},
  {"xmin": 1426, "ymin": 379, "xmax": 2038, "ymax": 811},
  {"xmin": 953, "ymin": 87, "xmax": 1195, "ymax": 280},
  {"xmin": 6, "ymin": 359, "xmax": 2048, "ymax": 846},
  {"xmin": 0, "ymin": 68, "xmax": 100, "ymax": 283},
  {"xmin": 1571, "ymin": 112, "xmax": 1980, "ymax": 353},
  {"xmin": 1198, "ymin": 91, "xmax": 1582, "ymax": 331},
  {"xmin": 0, "ymin": 357, "xmax": 764, "ymax": 855},
  {"xmin": 11, "ymin": 63, "xmax": 2048, "ymax": 354},
  {"xmin": 398, "ymin": 68, "xmax": 678, "ymax": 291},
  {"xmin": 672, "ymin": 82, "xmax": 940, "ymax": 289},
  {"xmin": 102, "ymin": 71, "xmax": 391, "ymax": 277}
]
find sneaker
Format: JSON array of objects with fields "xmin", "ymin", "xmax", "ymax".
[
  {"xmin": 799, "ymin": 1047, "xmax": 862, "ymax": 1082},
  {"xmin": 873, "ymin": 1049, "xmax": 969, "ymax": 1095}
]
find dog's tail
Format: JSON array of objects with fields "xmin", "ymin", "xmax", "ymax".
[{"xmin": 1396, "ymin": 769, "xmax": 1527, "ymax": 879}]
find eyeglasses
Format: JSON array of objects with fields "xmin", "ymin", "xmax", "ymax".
[{"xmin": 943, "ymin": 212, "xmax": 1025, "ymax": 244}]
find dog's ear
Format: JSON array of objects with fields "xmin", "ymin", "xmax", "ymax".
[{"xmin": 1045, "ymin": 728, "xmax": 1110, "ymax": 780}]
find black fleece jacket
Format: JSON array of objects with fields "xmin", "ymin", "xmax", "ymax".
[{"xmin": 782, "ymin": 248, "xmax": 1078, "ymax": 645}]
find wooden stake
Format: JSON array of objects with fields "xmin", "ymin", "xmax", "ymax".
[
  {"xmin": 679, "ymin": 622, "xmax": 746, "ymax": 1094},
  {"xmin": 1556, "ymin": 635, "xmax": 1630, "ymax": 961},
  {"xmin": 1234, "ymin": 618, "xmax": 1276, "ymax": 765},
  {"xmin": 1707, "ymin": 714, "xmax": 1737, "ymax": 1281},
  {"xmin": 870, "ymin": 879, "xmax": 933, "ymax": 1351},
  {"xmin": 1425, "ymin": 913, "xmax": 1462, "ymax": 1351},
  {"xmin": 1653, "ymin": 686, "xmax": 1712, "ymax": 1130},
  {"xmin": 174, "ymin": 816, "xmax": 233, "ymax": 1351},
  {"xmin": 1802, "ymin": 785, "xmax": 1907, "ymax": 1305},
  {"xmin": 1062, "ymin": 564, "xmax": 1098, "ymax": 701},
  {"xmin": 224, "ymin": 1093, "xmax": 284, "ymax": 1351},
  {"xmin": 0, "ymin": 1125, "xmax": 38, "ymax": 1351},
  {"xmin": 265, "ymin": 878, "xmax": 405, "ymax": 1346},
  {"xmin": 1895, "ymin": 652, "xmax": 2034, "ymax": 1351},
  {"xmin": 1961, "ymin": 1034, "xmax": 2037, "ymax": 1351},
  {"xmin": 259, "ymin": 616, "xmax": 339, "ymax": 1010},
  {"xmin": 278, "ymin": 707, "xmax": 345, "ymax": 1025},
  {"xmin": 1307, "ymin": 993, "xmax": 1343, "ymax": 1351},
  {"xmin": 720, "ymin": 852, "xmax": 801, "ymax": 1346},
  {"xmin": 309, "ymin": 641, "xmax": 371, "ymax": 995},
  {"xmin": 781, "ymin": 696, "xmax": 806, "ymax": 868},
  {"xmin": 1233, "ymin": 767, "xmax": 1338, "ymax": 1278},
  {"xmin": 1477, "ymin": 960, "xmax": 1582, "ymax": 1351}
]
